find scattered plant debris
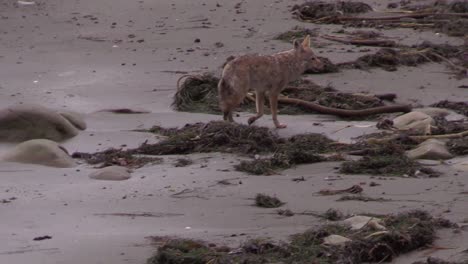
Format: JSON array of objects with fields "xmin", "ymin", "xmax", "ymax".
[
  {"xmin": 294, "ymin": 0, "xmax": 468, "ymax": 37},
  {"xmin": 147, "ymin": 210, "xmax": 451, "ymax": 263},
  {"xmin": 431, "ymin": 117, "xmax": 468, "ymax": 135},
  {"xmin": 319, "ymin": 185, "xmax": 363, "ymax": 195},
  {"xmin": 255, "ymin": 193, "xmax": 285, "ymax": 208},
  {"xmin": 447, "ymin": 137, "xmax": 468, "ymax": 155},
  {"xmin": 431, "ymin": 100, "xmax": 468, "ymax": 116},
  {"xmin": 321, "ymin": 34, "xmax": 397, "ymax": 47},
  {"xmin": 337, "ymin": 195, "xmax": 391, "ymax": 202},
  {"xmin": 72, "ymin": 148, "xmax": 162, "ymax": 169}
]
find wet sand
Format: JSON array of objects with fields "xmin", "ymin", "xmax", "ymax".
[{"xmin": 0, "ymin": 0, "xmax": 467, "ymax": 263}]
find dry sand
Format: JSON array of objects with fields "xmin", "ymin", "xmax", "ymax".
[{"xmin": 0, "ymin": 0, "xmax": 467, "ymax": 263}]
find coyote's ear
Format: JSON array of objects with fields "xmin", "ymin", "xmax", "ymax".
[
  {"xmin": 301, "ymin": 35, "xmax": 311, "ymax": 48},
  {"xmin": 293, "ymin": 39, "xmax": 300, "ymax": 49}
]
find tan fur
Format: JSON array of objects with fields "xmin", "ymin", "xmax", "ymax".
[{"xmin": 218, "ymin": 35, "xmax": 323, "ymax": 128}]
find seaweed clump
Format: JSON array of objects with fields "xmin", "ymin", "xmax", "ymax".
[
  {"xmin": 292, "ymin": 1, "xmax": 372, "ymax": 20},
  {"xmin": 72, "ymin": 148, "xmax": 161, "ymax": 169},
  {"xmin": 147, "ymin": 210, "xmax": 447, "ymax": 264},
  {"xmin": 138, "ymin": 121, "xmax": 280, "ymax": 155},
  {"xmin": 235, "ymin": 133, "xmax": 336, "ymax": 175},
  {"xmin": 172, "ymin": 74, "xmax": 222, "ymax": 114},
  {"xmin": 341, "ymin": 140, "xmax": 438, "ymax": 177},
  {"xmin": 340, "ymin": 154, "xmax": 439, "ymax": 177},
  {"xmin": 255, "ymin": 193, "xmax": 285, "ymax": 208}
]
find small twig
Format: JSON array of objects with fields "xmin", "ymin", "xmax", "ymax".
[
  {"xmin": 322, "ymin": 34, "xmax": 396, "ymax": 47},
  {"xmin": 336, "ymin": 12, "xmax": 468, "ymax": 22}
]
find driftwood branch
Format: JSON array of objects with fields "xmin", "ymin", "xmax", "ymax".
[
  {"xmin": 246, "ymin": 93, "xmax": 410, "ymax": 117},
  {"xmin": 277, "ymin": 97, "xmax": 411, "ymax": 117},
  {"xmin": 409, "ymin": 130, "xmax": 468, "ymax": 141},
  {"xmin": 321, "ymin": 35, "xmax": 396, "ymax": 47}
]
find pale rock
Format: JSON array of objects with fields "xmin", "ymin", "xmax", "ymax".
[
  {"xmin": 89, "ymin": 166, "xmax": 131, "ymax": 181},
  {"xmin": 59, "ymin": 111, "xmax": 87, "ymax": 130},
  {"xmin": 406, "ymin": 139, "xmax": 453, "ymax": 160},
  {"xmin": 2, "ymin": 139, "xmax": 76, "ymax": 168},
  {"xmin": 0, "ymin": 104, "xmax": 86, "ymax": 142},
  {"xmin": 323, "ymin": 235, "xmax": 351, "ymax": 245},
  {"xmin": 392, "ymin": 111, "xmax": 434, "ymax": 135},
  {"xmin": 343, "ymin": 216, "xmax": 386, "ymax": 230}
]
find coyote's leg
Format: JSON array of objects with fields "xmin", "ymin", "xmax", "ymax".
[
  {"xmin": 269, "ymin": 92, "xmax": 286, "ymax": 128},
  {"xmin": 223, "ymin": 110, "xmax": 233, "ymax": 122},
  {"xmin": 247, "ymin": 91, "xmax": 265, "ymax": 125}
]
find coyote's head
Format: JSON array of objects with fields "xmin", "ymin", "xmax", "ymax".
[{"xmin": 294, "ymin": 35, "xmax": 324, "ymax": 71}]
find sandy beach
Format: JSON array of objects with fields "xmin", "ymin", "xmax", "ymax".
[{"xmin": 0, "ymin": 0, "xmax": 467, "ymax": 263}]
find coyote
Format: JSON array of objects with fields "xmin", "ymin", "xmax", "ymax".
[{"xmin": 218, "ymin": 35, "xmax": 323, "ymax": 128}]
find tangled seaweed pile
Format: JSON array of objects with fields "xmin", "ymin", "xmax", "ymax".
[
  {"xmin": 235, "ymin": 133, "xmax": 337, "ymax": 175},
  {"xmin": 173, "ymin": 75, "xmax": 399, "ymax": 116},
  {"xmin": 147, "ymin": 210, "xmax": 450, "ymax": 264},
  {"xmin": 73, "ymin": 121, "xmax": 447, "ymax": 176},
  {"xmin": 293, "ymin": 0, "xmax": 468, "ymax": 37},
  {"xmin": 340, "ymin": 136, "xmax": 440, "ymax": 177},
  {"xmin": 431, "ymin": 100, "xmax": 468, "ymax": 116},
  {"xmin": 172, "ymin": 73, "xmax": 224, "ymax": 114},
  {"xmin": 140, "ymin": 121, "xmax": 280, "ymax": 155},
  {"xmin": 338, "ymin": 42, "xmax": 466, "ymax": 74}
]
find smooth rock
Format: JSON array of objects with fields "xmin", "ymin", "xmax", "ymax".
[
  {"xmin": 392, "ymin": 111, "xmax": 434, "ymax": 135},
  {"xmin": 406, "ymin": 139, "xmax": 453, "ymax": 160},
  {"xmin": 0, "ymin": 104, "xmax": 85, "ymax": 142},
  {"xmin": 89, "ymin": 166, "xmax": 131, "ymax": 181},
  {"xmin": 59, "ymin": 111, "xmax": 87, "ymax": 130},
  {"xmin": 323, "ymin": 235, "xmax": 351, "ymax": 245},
  {"xmin": 2, "ymin": 139, "xmax": 76, "ymax": 168}
]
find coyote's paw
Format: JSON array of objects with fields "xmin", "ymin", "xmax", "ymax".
[
  {"xmin": 275, "ymin": 123, "xmax": 287, "ymax": 129},
  {"xmin": 247, "ymin": 116, "xmax": 258, "ymax": 125}
]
